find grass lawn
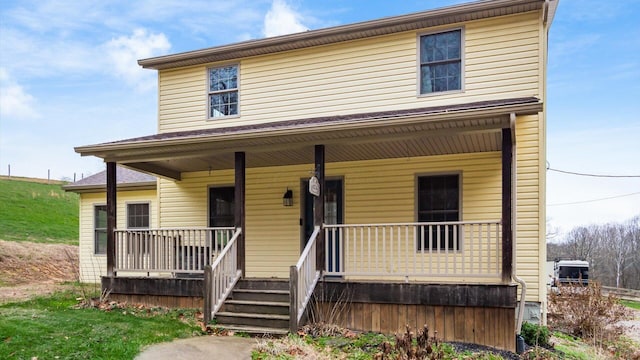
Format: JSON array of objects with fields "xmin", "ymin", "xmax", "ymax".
[
  {"xmin": 0, "ymin": 291, "xmax": 203, "ymax": 360},
  {"xmin": 0, "ymin": 178, "xmax": 78, "ymax": 244},
  {"xmin": 621, "ymin": 300, "xmax": 640, "ymax": 310}
]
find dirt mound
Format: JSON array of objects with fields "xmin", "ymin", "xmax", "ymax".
[{"xmin": 0, "ymin": 240, "xmax": 78, "ymax": 303}]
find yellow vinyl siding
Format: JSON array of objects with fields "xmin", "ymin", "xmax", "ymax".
[
  {"xmin": 157, "ymin": 12, "xmax": 541, "ymax": 132},
  {"xmin": 158, "ymin": 152, "xmax": 509, "ymax": 281},
  {"xmin": 149, "ymin": 10, "xmax": 545, "ymax": 302},
  {"xmin": 159, "ymin": 166, "xmax": 307, "ymax": 278},
  {"xmin": 538, "ymin": 13, "xmax": 548, "ymax": 311},
  {"xmin": 78, "ymin": 190, "xmax": 157, "ymax": 283},
  {"xmin": 515, "ymin": 114, "xmax": 542, "ymax": 302}
]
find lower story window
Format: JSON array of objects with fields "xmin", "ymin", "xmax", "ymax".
[
  {"xmin": 94, "ymin": 205, "xmax": 107, "ymax": 255},
  {"xmin": 127, "ymin": 203, "xmax": 150, "ymax": 229},
  {"xmin": 209, "ymin": 187, "xmax": 235, "ymax": 227},
  {"xmin": 209, "ymin": 186, "xmax": 235, "ymax": 253},
  {"xmin": 417, "ymin": 174, "xmax": 460, "ymax": 251},
  {"xmin": 126, "ymin": 203, "xmax": 150, "ymax": 255}
]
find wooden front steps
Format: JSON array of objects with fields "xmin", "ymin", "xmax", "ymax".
[{"xmin": 214, "ymin": 279, "xmax": 290, "ymax": 335}]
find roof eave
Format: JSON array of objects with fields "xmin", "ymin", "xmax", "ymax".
[
  {"xmin": 75, "ymin": 100, "xmax": 542, "ymax": 158},
  {"xmin": 138, "ymin": 0, "xmax": 544, "ymax": 70},
  {"xmin": 544, "ymin": 0, "xmax": 560, "ymax": 28},
  {"xmin": 63, "ymin": 182, "xmax": 157, "ymax": 193}
]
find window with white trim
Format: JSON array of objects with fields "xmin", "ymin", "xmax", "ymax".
[
  {"xmin": 208, "ymin": 65, "xmax": 238, "ymax": 118},
  {"xmin": 94, "ymin": 205, "xmax": 107, "ymax": 255},
  {"xmin": 417, "ymin": 174, "xmax": 460, "ymax": 250},
  {"xmin": 419, "ymin": 29, "xmax": 462, "ymax": 94}
]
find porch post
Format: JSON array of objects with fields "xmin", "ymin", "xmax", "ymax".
[
  {"xmin": 106, "ymin": 162, "xmax": 117, "ymax": 277},
  {"xmin": 314, "ymin": 145, "xmax": 325, "ymax": 272},
  {"xmin": 501, "ymin": 128, "xmax": 513, "ymax": 283},
  {"xmin": 235, "ymin": 152, "xmax": 246, "ymax": 277}
]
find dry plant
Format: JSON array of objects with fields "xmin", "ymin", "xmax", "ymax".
[
  {"xmin": 63, "ymin": 247, "xmax": 90, "ymax": 301},
  {"xmin": 548, "ymin": 282, "xmax": 632, "ymax": 346},
  {"xmin": 254, "ymin": 335, "xmax": 331, "ymax": 360},
  {"xmin": 376, "ymin": 324, "xmax": 443, "ymax": 360},
  {"xmin": 305, "ymin": 283, "xmax": 353, "ymax": 336},
  {"xmin": 72, "ymin": 250, "xmax": 113, "ymax": 308},
  {"xmin": 519, "ymin": 346, "xmax": 557, "ymax": 360}
]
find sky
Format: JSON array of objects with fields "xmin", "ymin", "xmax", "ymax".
[{"xmin": 1, "ymin": 0, "xmax": 639, "ymax": 236}]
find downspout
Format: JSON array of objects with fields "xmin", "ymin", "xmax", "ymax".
[{"xmin": 510, "ymin": 113, "xmax": 527, "ymax": 336}]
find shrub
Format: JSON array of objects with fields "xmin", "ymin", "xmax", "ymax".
[
  {"xmin": 548, "ymin": 282, "xmax": 631, "ymax": 345},
  {"xmin": 377, "ymin": 324, "xmax": 447, "ymax": 360},
  {"xmin": 521, "ymin": 321, "xmax": 551, "ymax": 348}
]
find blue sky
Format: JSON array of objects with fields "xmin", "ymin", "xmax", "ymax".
[{"xmin": 1, "ymin": 0, "xmax": 638, "ymax": 234}]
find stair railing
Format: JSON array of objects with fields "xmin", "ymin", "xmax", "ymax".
[
  {"xmin": 204, "ymin": 227, "xmax": 243, "ymax": 324},
  {"xmin": 289, "ymin": 226, "xmax": 321, "ymax": 332}
]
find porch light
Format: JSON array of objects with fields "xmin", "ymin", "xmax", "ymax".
[{"xmin": 283, "ymin": 188, "xmax": 293, "ymax": 207}]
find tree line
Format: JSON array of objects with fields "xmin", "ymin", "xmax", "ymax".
[{"xmin": 547, "ymin": 215, "xmax": 640, "ymax": 289}]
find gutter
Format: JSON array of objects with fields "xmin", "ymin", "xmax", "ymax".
[
  {"xmin": 543, "ymin": 0, "xmax": 559, "ymax": 27},
  {"xmin": 63, "ymin": 181, "xmax": 157, "ymax": 193},
  {"xmin": 75, "ymin": 101, "xmax": 542, "ymax": 156}
]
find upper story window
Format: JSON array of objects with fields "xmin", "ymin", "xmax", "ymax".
[
  {"xmin": 208, "ymin": 65, "xmax": 238, "ymax": 118},
  {"xmin": 419, "ymin": 29, "xmax": 462, "ymax": 94}
]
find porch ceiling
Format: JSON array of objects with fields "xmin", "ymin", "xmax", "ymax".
[
  {"xmin": 76, "ymin": 97, "xmax": 541, "ymax": 180},
  {"xmin": 127, "ymin": 125, "xmax": 504, "ymax": 173}
]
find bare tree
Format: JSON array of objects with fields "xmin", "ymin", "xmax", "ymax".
[
  {"xmin": 553, "ymin": 215, "xmax": 640, "ymax": 290},
  {"xmin": 565, "ymin": 226, "xmax": 598, "ymax": 261},
  {"xmin": 601, "ymin": 224, "xmax": 633, "ymax": 288},
  {"xmin": 546, "ymin": 218, "xmax": 560, "ymax": 243},
  {"xmin": 623, "ymin": 216, "xmax": 639, "ymax": 289}
]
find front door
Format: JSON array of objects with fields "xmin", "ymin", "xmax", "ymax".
[{"xmin": 302, "ymin": 179, "xmax": 343, "ymax": 273}]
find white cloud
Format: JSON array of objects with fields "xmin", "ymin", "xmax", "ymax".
[
  {"xmin": 263, "ymin": 0, "xmax": 308, "ymax": 38},
  {"xmin": 104, "ymin": 29, "xmax": 171, "ymax": 92},
  {"xmin": 0, "ymin": 68, "xmax": 40, "ymax": 120}
]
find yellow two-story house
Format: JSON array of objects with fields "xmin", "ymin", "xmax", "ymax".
[{"xmin": 68, "ymin": 0, "xmax": 558, "ymax": 352}]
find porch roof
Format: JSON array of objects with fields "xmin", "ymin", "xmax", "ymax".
[
  {"xmin": 76, "ymin": 97, "xmax": 541, "ymax": 180},
  {"xmin": 63, "ymin": 166, "xmax": 156, "ymax": 193}
]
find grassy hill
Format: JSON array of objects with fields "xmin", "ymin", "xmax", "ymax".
[{"xmin": 0, "ymin": 177, "xmax": 78, "ymax": 244}]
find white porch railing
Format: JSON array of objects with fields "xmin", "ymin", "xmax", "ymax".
[
  {"xmin": 204, "ymin": 228, "xmax": 243, "ymax": 321},
  {"xmin": 114, "ymin": 227, "xmax": 235, "ymax": 275},
  {"xmin": 323, "ymin": 221, "xmax": 502, "ymax": 281},
  {"xmin": 290, "ymin": 226, "xmax": 321, "ymax": 331}
]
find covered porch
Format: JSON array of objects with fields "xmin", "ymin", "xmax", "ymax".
[{"xmin": 78, "ymin": 97, "xmax": 541, "ymax": 351}]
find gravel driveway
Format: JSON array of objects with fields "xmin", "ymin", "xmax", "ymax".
[{"xmin": 621, "ymin": 308, "xmax": 640, "ymax": 343}]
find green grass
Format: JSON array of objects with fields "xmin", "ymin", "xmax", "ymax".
[
  {"xmin": 0, "ymin": 178, "xmax": 78, "ymax": 244},
  {"xmin": 621, "ymin": 300, "xmax": 640, "ymax": 310},
  {"xmin": 0, "ymin": 291, "xmax": 203, "ymax": 360}
]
